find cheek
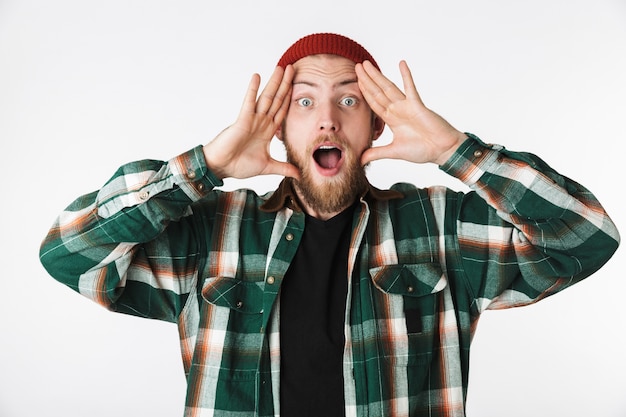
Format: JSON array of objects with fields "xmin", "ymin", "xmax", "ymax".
[
  {"xmin": 283, "ymin": 116, "xmax": 319, "ymax": 148},
  {"xmin": 348, "ymin": 110, "xmax": 375, "ymax": 132},
  {"xmin": 346, "ymin": 121, "xmax": 375, "ymax": 144},
  {"xmin": 283, "ymin": 112, "xmax": 308, "ymax": 136}
]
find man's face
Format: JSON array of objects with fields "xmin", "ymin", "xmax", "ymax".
[{"xmin": 278, "ymin": 54, "xmax": 383, "ymax": 216}]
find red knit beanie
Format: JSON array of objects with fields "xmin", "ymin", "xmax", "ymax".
[{"xmin": 277, "ymin": 33, "xmax": 379, "ymax": 70}]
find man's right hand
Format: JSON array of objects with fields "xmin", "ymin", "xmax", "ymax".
[{"xmin": 203, "ymin": 65, "xmax": 300, "ymax": 180}]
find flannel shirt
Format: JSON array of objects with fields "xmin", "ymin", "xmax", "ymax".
[{"xmin": 40, "ymin": 134, "xmax": 619, "ymax": 416}]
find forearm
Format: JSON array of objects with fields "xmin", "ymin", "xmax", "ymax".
[
  {"xmin": 39, "ymin": 146, "xmax": 222, "ymax": 314},
  {"xmin": 442, "ymin": 134, "xmax": 620, "ymax": 279}
]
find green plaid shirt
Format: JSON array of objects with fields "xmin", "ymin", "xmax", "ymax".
[{"xmin": 40, "ymin": 134, "xmax": 619, "ymax": 416}]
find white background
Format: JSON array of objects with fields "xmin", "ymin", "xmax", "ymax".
[{"xmin": 1, "ymin": 1, "xmax": 625, "ymax": 416}]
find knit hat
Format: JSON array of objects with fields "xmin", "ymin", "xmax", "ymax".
[{"xmin": 277, "ymin": 33, "xmax": 379, "ymax": 70}]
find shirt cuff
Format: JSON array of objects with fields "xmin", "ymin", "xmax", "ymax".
[
  {"xmin": 169, "ymin": 145, "xmax": 224, "ymax": 200},
  {"xmin": 439, "ymin": 133, "xmax": 503, "ymax": 187}
]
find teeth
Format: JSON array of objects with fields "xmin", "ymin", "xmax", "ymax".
[{"xmin": 319, "ymin": 145, "xmax": 336, "ymax": 150}]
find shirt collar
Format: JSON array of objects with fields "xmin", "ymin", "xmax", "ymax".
[{"xmin": 260, "ymin": 178, "xmax": 404, "ymax": 213}]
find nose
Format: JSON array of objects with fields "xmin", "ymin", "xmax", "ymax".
[{"xmin": 318, "ymin": 102, "xmax": 340, "ymax": 132}]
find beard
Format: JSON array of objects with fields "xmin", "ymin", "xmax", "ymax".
[{"xmin": 284, "ymin": 133, "xmax": 370, "ymax": 215}]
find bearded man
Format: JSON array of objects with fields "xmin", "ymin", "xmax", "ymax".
[{"xmin": 40, "ymin": 33, "xmax": 619, "ymax": 416}]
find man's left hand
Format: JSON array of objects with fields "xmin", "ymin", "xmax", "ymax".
[{"xmin": 356, "ymin": 60, "xmax": 467, "ymax": 166}]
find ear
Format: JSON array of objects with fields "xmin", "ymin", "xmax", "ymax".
[{"xmin": 371, "ymin": 115, "xmax": 385, "ymax": 141}]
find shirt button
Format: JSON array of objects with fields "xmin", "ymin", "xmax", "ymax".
[
  {"xmin": 236, "ymin": 300, "xmax": 243, "ymax": 309},
  {"xmin": 197, "ymin": 183, "xmax": 205, "ymax": 192},
  {"xmin": 187, "ymin": 170, "xmax": 196, "ymax": 179},
  {"xmin": 285, "ymin": 233, "xmax": 294, "ymax": 241},
  {"xmin": 473, "ymin": 150, "xmax": 483, "ymax": 158},
  {"xmin": 407, "ymin": 286, "xmax": 414, "ymax": 293},
  {"xmin": 138, "ymin": 191, "xmax": 149, "ymax": 201},
  {"xmin": 267, "ymin": 276, "xmax": 275, "ymax": 285}
]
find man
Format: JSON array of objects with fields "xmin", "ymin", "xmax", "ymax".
[{"xmin": 40, "ymin": 33, "xmax": 620, "ymax": 416}]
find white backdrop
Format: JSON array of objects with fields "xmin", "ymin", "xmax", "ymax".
[{"xmin": 1, "ymin": 1, "xmax": 625, "ymax": 416}]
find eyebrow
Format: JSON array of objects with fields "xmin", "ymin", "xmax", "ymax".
[{"xmin": 292, "ymin": 78, "xmax": 358, "ymax": 87}]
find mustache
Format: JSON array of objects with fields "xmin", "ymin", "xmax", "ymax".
[{"xmin": 310, "ymin": 133, "xmax": 348, "ymax": 150}]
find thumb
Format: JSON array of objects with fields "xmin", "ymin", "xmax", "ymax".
[
  {"xmin": 266, "ymin": 160, "xmax": 301, "ymax": 180},
  {"xmin": 361, "ymin": 145, "xmax": 394, "ymax": 166}
]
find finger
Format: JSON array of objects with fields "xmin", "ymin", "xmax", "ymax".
[
  {"xmin": 355, "ymin": 63, "xmax": 389, "ymax": 117},
  {"xmin": 239, "ymin": 73, "xmax": 261, "ymax": 117},
  {"xmin": 273, "ymin": 83, "xmax": 292, "ymax": 126},
  {"xmin": 256, "ymin": 66, "xmax": 285, "ymax": 114},
  {"xmin": 398, "ymin": 60, "xmax": 423, "ymax": 104},
  {"xmin": 362, "ymin": 60, "xmax": 406, "ymax": 102},
  {"xmin": 267, "ymin": 64, "xmax": 294, "ymax": 118}
]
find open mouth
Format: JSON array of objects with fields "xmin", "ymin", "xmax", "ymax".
[{"xmin": 313, "ymin": 145, "xmax": 343, "ymax": 170}]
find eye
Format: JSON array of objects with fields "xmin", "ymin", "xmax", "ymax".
[
  {"xmin": 341, "ymin": 96, "xmax": 357, "ymax": 107},
  {"xmin": 297, "ymin": 97, "xmax": 313, "ymax": 107}
]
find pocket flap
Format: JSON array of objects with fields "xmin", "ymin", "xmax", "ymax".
[
  {"xmin": 369, "ymin": 263, "xmax": 446, "ymax": 297},
  {"xmin": 201, "ymin": 276, "xmax": 264, "ymax": 314}
]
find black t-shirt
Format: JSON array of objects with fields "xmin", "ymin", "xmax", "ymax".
[{"xmin": 279, "ymin": 206, "xmax": 354, "ymax": 417}]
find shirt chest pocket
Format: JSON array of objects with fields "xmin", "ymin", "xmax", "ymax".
[
  {"xmin": 368, "ymin": 263, "xmax": 447, "ymax": 367},
  {"xmin": 201, "ymin": 275, "xmax": 265, "ymax": 315},
  {"xmin": 199, "ymin": 276, "xmax": 266, "ymax": 379}
]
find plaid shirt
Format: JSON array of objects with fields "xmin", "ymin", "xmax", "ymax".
[{"xmin": 40, "ymin": 134, "xmax": 619, "ymax": 416}]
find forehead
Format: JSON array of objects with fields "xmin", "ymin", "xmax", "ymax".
[{"xmin": 292, "ymin": 54, "xmax": 357, "ymax": 84}]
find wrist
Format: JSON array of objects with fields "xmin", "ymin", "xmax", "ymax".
[
  {"xmin": 435, "ymin": 131, "xmax": 468, "ymax": 166},
  {"xmin": 202, "ymin": 143, "xmax": 229, "ymax": 180}
]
